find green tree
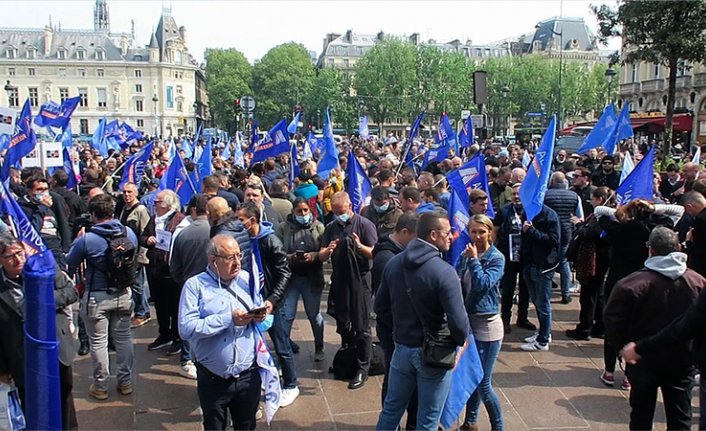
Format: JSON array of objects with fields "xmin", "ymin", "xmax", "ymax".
[
  {"xmin": 253, "ymin": 43, "xmax": 316, "ymax": 128},
  {"xmin": 593, "ymin": 0, "xmax": 706, "ymax": 162},
  {"xmin": 204, "ymin": 48, "xmax": 253, "ymax": 132},
  {"xmin": 305, "ymin": 68, "xmax": 356, "ymax": 132}
]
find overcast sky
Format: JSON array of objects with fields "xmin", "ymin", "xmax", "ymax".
[{"xmin": 3, "ymin": 0, "xmax": 620, "ymax": 63}]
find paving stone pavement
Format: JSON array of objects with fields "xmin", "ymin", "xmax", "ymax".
[{"xmin": 73, "ymin": 286, "xmax": 701, "ymax": 430}]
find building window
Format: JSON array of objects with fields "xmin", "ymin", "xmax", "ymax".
[
  {"xmin": 136, "ymin": 100, "xmax": 144, "ymax": 112},
  {"xmin": 343, "ymin": 59, "xmax": 350, "ymax": 68},
  {"xmin": 97, "ymin": 88, "xmax": 107, "ymax": 108},
  {"xmin": 96, "ymin": 49, "xmax": 105, "ymax": 60},
  {"xmin": 28, "ymin": 87, "xmax": 38, "ymax": 107},
  {"xmin": 59, "ymin": 88, "xmax": 69, "ymax": 103},
  {"xmin": 631, "ymin": 64, "xmax": 638, "ymax": 83},
  {"xmin": 78, "ymin": 88, "xmax": 88, "ymax": 107},
  {"xmin": 28, "ymin": 68, "xmax": 36, "ymax": 76},
  {"xmin": 58, "ymin": 68, "xmax": 66, "ymax": 77},
  {"xmin": 80, "ymin": 119, "xmax": 89, "ymax": 134},
  {"xmin": 97, "ymin": 68, "xmax": 104, "ymax": 77},
  {"xmin": 135, "ymin": 83, "xmax": 142, "ymax": 93},
  {"xmin": 8, "ymin": 67, "xmax": 15, "ymax": 76},
  {"xmin": 653, "ymin": 63, "xmax": 660, "ymax": 79},
  {"xmin": 7, "ymin": 88, "xmax": 18, "ymax": 108},
  {"xmin": 134, "ymin": 69, "xmax": 142, "ymax": 78},
  {"xmin": 27, "ymin": 49, "xmax": 36, "ymax": 59},
  {"xmin": 58, "ymin": 49, "xmax": 67, "ymax": 60},
  {"xmin": 176, "ymin": 85, "xmax": 183, "ymax": 95},
  {"xmin": 136, "ymin": 119, "xmax": 144, "ymax": 128},
  {"xmin": 77, "ymin": 49, "xmax": 86, "ymax": 60},
  {"xmin": 166, "ymin": 86, "xmax": 174, "ymax": 109},
  {"xmin": 6, "ymin": 48, "xmax": 16, "ymax": 59},
  {"xmin": 78, "ymin": 68, "xmax": 86, "ymax": 77}
]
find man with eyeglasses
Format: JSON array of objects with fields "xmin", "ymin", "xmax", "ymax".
[
  {"xmin": 591, "ymin": 155, "xmax": 620, "ymax": 191},
  {"xmin": 0, "ymin": 233, "xmax": 80, "ymax": 429},
  {"xmin": 179, "ymin": 234, "xmax": 266, "ymax": 430},
  {"xmin": 570, "ymin": 167, "xmax": 596, "ymax": 216}
]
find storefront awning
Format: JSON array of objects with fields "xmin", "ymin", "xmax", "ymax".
[{"xmin": 561, "ymin": 113, "xmax": 693, "ymax": 135}]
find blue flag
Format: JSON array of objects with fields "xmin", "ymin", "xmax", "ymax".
[
  {"xmin": 446, "ymin": 154, "xmax": 495, "ymax": 218},
  {"xmin": 250, "ymin": 119, "xmax": 289, "ymax": 165},
  {"xmin": 233, "ymin": 136, "xmax": 245, "ymax": 168},
  {"xmin": 119, "ymin": 140, "xmax": 154, "ymax": 189},
  {"xmin": 606, "ymin": 102, "xmax": 633, "ymax": 155},
  {"xmin": 422, "ymin": 143, "xmax": 449, "ymax": 170},
  {"xmin": 346, "ymin": 150, "xmax": 372, "ymax": 213},
  {"xmin": 306, "ymin": 131, "xmax": 323, "ymax": 154},
  {"xmin": 616, "ymin": 146, "xmax": 655, "ymax": 206},
  {"xmin": 197, "ymin": 136, "xmax": 213, "ymax": 186},
  {"xmin": 181, "ymin": 137, "xmax": 194, "ymax": 159},
  {"xmin": 439, "ymin": 335, "xmax": 484, "ymax": 429},
  {"xmin": 61, "ymin": 147, "xmax": 78, "ymax": 189},
  {"xmin": 160, "ymin": 154, "xmax": 197, "ymax": 206},
  {"xmin": 522, "ymin": 150, "xmax": 531, "ymax": 169},
  {"xmin": 222, "ymin": 139, "xmax": 232, "ymax": 160},
  {"xmin": 60, "ymin": 124, "xmax": 73, "ymax": 148},
  {"xmin": 520, "ymin": 115, "xmax": 556, "ymax": 221},
  {"xmin": 404, "ymin": 112, "xmax": 426, "ymax": 171},
  {"xmin": 436, "ymin": 113, "xmax": 457, "ymax": 148},
  {"xmin": 447, "ymin": 188, "xmax": 472, "ymax": 268},
  {"xmin": 289, "ymin": 143, "xmax": 299, "ymax": 189},
  {"xmin": 104, "ymin": 119, "xmax": 121, "ymax": 152},
  {"xmin": 358, "ymin": 116, "xmax": 369, "ymax": 140},
  {"xmin": 91, "ymin": 117, "xmax": 108, "ymax": 157},
  {"xmin": 318, "ymin": 107, "xmax": 340, "ymax": 179},
  {"xmin": 287, "ymin": 112, "xmax": 301, "ymax": 135},
  {"xmin": 1, "ymin": 99, "xmax": 37, "ymax": 180},
  {"xmin": 250, "ymin": 121, "xmax": 260, "ymax": 151},
  {"xmin": 194, "ymin": 125, "xmax": 202, "ymax": 144},
  {"xmin": 0, "ymin": 134, "xmax": 9, "ymax": 153},
  {"xmin": 34, "ymin": 96, "xmax": 80, "ymax": 131},
  {"xmin": 458, "ymin": 115, "xmax": 474, "ymax": 148},
  {"xmin": 577, "ymin": 105, "xmax": 617, "ymax": 154}
]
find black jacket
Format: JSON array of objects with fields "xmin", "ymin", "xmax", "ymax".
[
  {"xmin": 275, "ymin": 214, "xmax": 325, "ymax": 289},
  {"xmin": 521, "ymin": 205, "xmax": 561, "ymax": 272},
  {"xmin": 371, "ymin": 234, "xmax": 404, "ymax": 295},
  {"xmin": 570, "ymin": 184, "xmax": 597, "ymax": 217},
  {"xmin": 687, "ymin": 207, "xmax": 706, "ymax": 278},
  {"xmin": 19, "ymin": 196, "xmax": 71, "ymax": 262},
  {"xmin": 51, "ymin": 186, "xmax": 86, "ymax": 234},
  {"xmin": 543, "ymin": 184, "xmax": 580, "ymax": 249},
  {"xmin": 591, "ymin": 169, "xmax": 620, "ymax": 191},
  {"xmin": 255, "ymin": 223, "xmax": 291, "ymax": 310}
]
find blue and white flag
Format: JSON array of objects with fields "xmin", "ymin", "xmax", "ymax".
[
  {"xmin": 60, "ymin": 124, "xmax": 73, "ymax": 148},
  {"xmin": 439, "ymin": 336, "xmax": 484, "ymax": 429},
  {"xmin": 305, "ymin": 131, "xmax": 320, "ymax": 154},
  {"xmin": 318, "ymin": 107, "xmax": 340, "ymax": 179},
  {"xmin": 446, "ymin": 154, "xmax": 495, "ymax": 218},
  {"xmin": 255, "ymin": 330, "xmax": 280, "ymax": 425},
  {"xmin": 519, "ymin": 115, "xmax": 556, "ymax": 221},
  {"xmin": 619, "ymin": 152, "xmax": 634, "ymax": 185},
  {"xmin": 181, "ymin": 137, "xmax": 194, "ymax": 159},
  {"xmin": 287, "ymin": 112, "xmax": 301, "ymax": 135},
  {"xmin": 221, "ymin": 140, "xmax": 232, "ymax": 160},
  {"xmin": 577, "ymin": 105, "xmax": 617, "ymax": 154},
  {"xmin": 61, "ymin": 147, "xmax": 78, "ymax": 189},
  {"xmin": 436, "ymin": 113, "xmax": 457, "ymax": 148},
  {"xmin": 358, "ymin": 116, "xmax": 369, "ymax": 140},
  {"xmin": 458, "ymin": 115, "xmax": 474, "ymax": 148},
  {"xmin": 346, "ymin": 150, "xmax": 372, "ymax": 213},
  {"xmin": 421, "ymin": 143, "xmax": 449, "ymax": 170},
  {"xmin": 119, "ymin": 140, "xmax": 154, "ymax": 189},
  {"xmin": 160, "ymin": 154, "xmax": 197, "ymax": 206},
  {"xmin": 405, "ymin": 112, "xmax": 426, "ymax": 171},
  {"xmin": 447, "ymin": 188, "xmax": 472, "ymax": 268},
  {"xmin": 104, "ymin": 119, "xmax": 121, "ymax": 152},
  {"xmin": 233, "ymin": 139, "xmax": 245, "ymax": 168},
  {"xmin": 302, "ymin": 138, "xmax": 313, "ymax": 160},
  {"xmin": 197, "ymin": 137, "xmax": 213, "ymax": 185},
  {"xmin": 693, "ymin": 146, "xmax": 702, "ymax": 165},
  {"xmin": 605, "ymin": 102, "xmax": 633, "ymax": 155},
  {"xmin": 521, "ymin": 150, "xmax": 531, "ymax": 169},
  {"xmin": 91, "ymin": 117, "xmax": 108, "ymax": 157},
  {"xmin": 250, "ymin": 121, "xmax": 260, "ymax": 151},
  {"xmin": 34, "ymin": 96, "xmax": 80, "ymax": 131},
  {"xmin": 1, "ymin": 99, "xmax": 37, "ymax": 180},
  {"xmin": 616, "ymin": 146, "xmax": 655, "ymax": 206},
  {"xmin": 250, "ymin": 119, "xmax": 289, "ymax": 165}
]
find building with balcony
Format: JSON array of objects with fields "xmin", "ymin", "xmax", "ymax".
[{"xmin": 0, "ymin": 0, "xmax": 207, "ymax": 138}]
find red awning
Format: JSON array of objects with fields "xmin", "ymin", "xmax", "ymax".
[{"xmin": 561, "ymin": 113, "xmax": 692, "ymax": 135}]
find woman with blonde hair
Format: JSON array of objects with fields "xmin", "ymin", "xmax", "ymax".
[{"xmin": 457, "ymin": 214, "xmax": 506, "ymax": 431}]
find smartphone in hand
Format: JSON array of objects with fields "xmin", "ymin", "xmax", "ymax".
[{"xmin": 248, "ymin": 306, "xmax": 267, "ymax": 316}]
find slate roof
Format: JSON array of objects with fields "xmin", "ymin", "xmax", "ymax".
[{"xmin": 530, "ymin": 17, "xmax": 597, "ymax": 52}]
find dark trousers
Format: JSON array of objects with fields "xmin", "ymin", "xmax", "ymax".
[
  {"xmin": 149, "ymin": 275, "xmax": 180, "ymax": 340},
  {"xmin": 60, "ymin": 363, "xmax": 78, "ymax": 430},
  {"xmin": 379, "ymin": 333, "xmax": 417, "ymax": 430},
  {"xmin": 268, "ymin": 307, "xmax": 297, "ymax": 389},
  {"xmin": 576, "ymin": 274, "xmax": 605, "ymax": 333},
  {"xmin": 340, "ymin": 325, "xmax": 372, "ymax": 375},
  {"xmin": 196, "ymin": 363, "xmax": 261, "ymax": 431},
  {"xmin": 626, "ymin": 363, "xmax": 694, "ymax": 431},
  {"xmin": 500, "ymin": 261, "xmax": 529, "ymax": 323}
]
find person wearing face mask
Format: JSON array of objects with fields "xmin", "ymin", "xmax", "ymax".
[
  {"xmin": 178, "ymin": 235, "xmax": 266, "ymax": 430},
  {"xmin": 361, "ymin": 186, "xmax": 403, "ymax": 238},
  {"xmin": 276, "ymin": 197, "xmax": 326, "ymax": 362},
  {"xmin": 319, "ymin": 191, "xmax": 378, "ymax": 390}
]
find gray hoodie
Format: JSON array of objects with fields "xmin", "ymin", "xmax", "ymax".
[{"xmin": 644, "ymin": 252, "xmax": 688, "ymax": 280}]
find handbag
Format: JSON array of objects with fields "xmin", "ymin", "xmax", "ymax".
[
  {"xmin": 406, "ymin": 287, "xmax": 457, "ymax": 369},
  {"xmin": 0, "ymin": 383, "xmax": 26, "ymax": 431}
]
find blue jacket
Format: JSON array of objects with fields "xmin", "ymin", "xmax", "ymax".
[
  {"xmin": 457, "ymin": 245, "xmax": 505, "ymax": 315},
  {"xmin": 66, "ymin": 219, "xmax": 138, "ymax": 292},
  {"xmin": 521, "ymin": 205, "xmax": 561, "ymax": 272}
]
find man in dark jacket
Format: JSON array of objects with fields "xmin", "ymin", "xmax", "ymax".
[
  {"xmin": 0, "ymin": 233, "xmax": 80, "ymax": 429},
  {"xmin": 544, "ymin": 172, "xmax": 580, "ymax": 304},
  {"xmin": 51, "ymin": 169, "xmax": 86, "ymax": 235},
  {"xmin": 570, "ymin": 167, "xmax": 596, "ymax": 217},
  {"xmin": 362, "ymin": 186, "xmax": 404, "ymax": 238},
  {"xmin": 235, "ymin": 202, "xmax": 297, "ymax": 406},
  {"xmin": 682, "ymin": 191, "xmax": 706, "ymax": 278},
  {"xmin": 591, "ymin": 155, "xmax": 620, "ymax": 190},
  {"xmin": 605, "ymin": 227, "xmax": 703, "ymax": 431},
  {"xmin": 519, "ymin": 200, "xmax": 561, "ymax": 352},
  {"xmin": 375, "ymin": 211, "xmax": 470, "ymax": 430}
]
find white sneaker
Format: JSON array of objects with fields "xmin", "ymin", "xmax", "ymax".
[
  {"xmin": 279, "ymin": 386, "xmax": 300, "ymax": 407},
  {"xmin": 524, "ymin": 333, "xmax": 552, "ymax": 343},
  {"xmin": 521, "ymin": 340, "xmax": 549, "ymax": 351},
  {"xmin": 179, "ymin": 361, "xmax": 197, "ymax": 380},
  {"xmin": 255, "ymin": 405, "xmax": 263, "ymax": 420}
]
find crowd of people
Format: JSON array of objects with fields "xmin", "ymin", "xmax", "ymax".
[{"xmin": 0, "ymin": 130, "xmax": 705, "ymax": 431}]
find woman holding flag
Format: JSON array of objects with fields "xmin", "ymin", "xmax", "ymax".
[{"xmin": 457, "ymin": 214, "xmax": 505, "ymax": 431}]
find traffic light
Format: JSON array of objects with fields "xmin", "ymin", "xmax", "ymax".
[{"xmin": 234, "ymin": 99, "xmax": 242, "ymax": 112}]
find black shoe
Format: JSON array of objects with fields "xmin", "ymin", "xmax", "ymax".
[
  {"xmin": 516, "ymin": 320, "xmax": 537, "ymax": 331},
  {"xmin": 590, "ymin": 330, "xmax": 605, "ymax": 339},
  {"xmin": 290, "ymin": 340, "xmax": 300, "ymax": 354},
  {"xmin": 503, "ymin": 321, "xmax": 512, "ymax": 334},
  {"xmin": 108, "ymin": 340, "xmax": 116, "ymax": 352},
  {"xmin": 78, "ymin": 342, "xmax": 90, "ymax": 356},
  {"xmin": 561, "ymin": 296, "xmax": 573, "ymax": 305},
  {"xmin": 165, "ymin": 340, "xmax": 182, "ymax": 356},
  {"xmin": 565, "ymin": 329, "xmax": 591, "ymax": 341},
  {"xmin": 148, "ymin": 335, "xmax": 173, "ymax": 351},
  {"xmin": 348, "ymin": 372, "xmax": 368, "ymax": 390}
]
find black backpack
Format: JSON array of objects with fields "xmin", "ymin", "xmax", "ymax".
[{"xmin": 91, "ymin": 226, "xmax": 138, "ymax": 290}]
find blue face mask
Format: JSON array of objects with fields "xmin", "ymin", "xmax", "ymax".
[
  {"xmin": 374, "ymin": 202, "xmax": 390, "ymax": 214},
  {"xmin": 295, "ymin": 214, "xmax": 311, "ymax": 225},
  {"xmin": 335, "ymin": 212, "xmax": 351, "ymax": 224},
  {"xmin": 256, "ymin": 313, "xmax": 274, "ymax": 332}
]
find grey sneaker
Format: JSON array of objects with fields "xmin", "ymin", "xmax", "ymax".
[{"xmin": 314, "ymin": 348, "xmax": 325, "ymax": 362}]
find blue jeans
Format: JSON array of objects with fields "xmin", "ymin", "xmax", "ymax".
[
  {"xmin": 377, "ymin": 344, "xmax": 454, "ymax": 431},
  {"xmin": 465, "ymin": 339, "xmax": 503, "ymax": 430},
  {"xmin": 557, "ymin": 256, "xmax": 571, "ymax": 299},
  {"xmin": 132, "ymin": 266, "xmax": 150, "ymax": 318},
  {"xmin": 282, "ymin": 275, "xmax": 324, "ymax": 350},
  {"xmin": 268, "ymin": 307, "xmax": 297, "ymax": 389},
  {"xmin": 523, "ymin": 265, "xmax": 553, "ymax": 345},
  {"xmin": 181, "ymin": 340, "xmax": 192, "ymax": 365}
]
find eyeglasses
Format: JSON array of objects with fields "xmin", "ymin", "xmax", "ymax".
[
  {"xmin": 602, "ymin": 161, "xmax": 613, "ymax": 165},
  {"xmin": 215, "ymin": 252, "xmax": 244, "ymax": 262},
  {"xmin": 434, "ymin": 229, "xmax": 452, "ymax": 237},
  {"xmin": 0, "ymin": 250, "xmax": 24, "ymax": 260}
]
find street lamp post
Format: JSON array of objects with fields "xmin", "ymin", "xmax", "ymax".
[
  {"xmin": 605, "ymin": 68, "xmax": 617, "ymax": 105},
  {"xmin": 4, "ymin": 80, "xmax": 17, "ymax": 107},
  {"xmin": 152, "ymin": 94, "xmax": 159, "ymax": 138},
  {"xmin": 193, "ymin": 101, "xmax": 199, "ymax": 135},
  {"xmin": 501, "ymin": 85, "xmax": 510, "ymax": 137},
  {"xmin": 537, "ymin": 22, "xmax": 563, "ymax": 131}
]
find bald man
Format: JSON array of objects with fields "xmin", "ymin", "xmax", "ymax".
[{"xmin": 206, "ymin": 196, "xmax": 252, "ymax": 274}]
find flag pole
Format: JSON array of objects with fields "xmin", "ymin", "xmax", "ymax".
[
  {"xmin": 395, "ymin": 138, "xmax": 412, "ymax": 177},
  {"xmin": 100, "ymin": 158, "xmax": 129, "ymax": 190}
]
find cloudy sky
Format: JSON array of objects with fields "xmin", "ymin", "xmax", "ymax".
[{"xmin": 3, "ymin": 0, "xmax": 620, "ymax": 63}]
